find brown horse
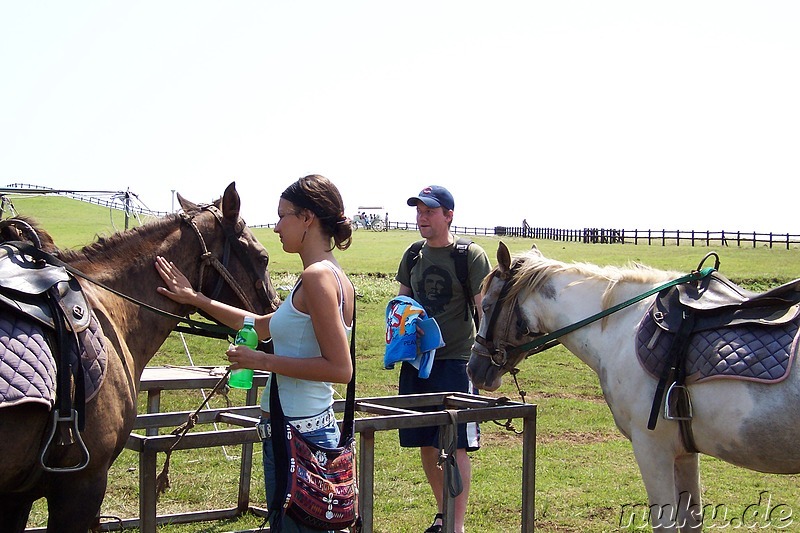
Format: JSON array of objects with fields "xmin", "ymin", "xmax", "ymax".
[{"xmin": 0, "ymin": 183, "xmax": 279, "ymax": 532}]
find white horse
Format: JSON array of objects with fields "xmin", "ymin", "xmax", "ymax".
[{"xmin": 467, "ymin": 242, "xmax": 800, "ymax": 532}]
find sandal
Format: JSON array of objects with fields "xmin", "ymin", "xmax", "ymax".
[{"xmin": 424, "ymin": 512, "xmax": 443, "ymax": 533}]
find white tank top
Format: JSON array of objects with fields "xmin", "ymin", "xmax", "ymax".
[{"xmin": 260, "ymin": 260, "xmax": 352, "ymax": 416}]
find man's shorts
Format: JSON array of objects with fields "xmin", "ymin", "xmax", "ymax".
[{"xmin": 398, "ymin": 358, "xmax": 480, "ymax": 451}]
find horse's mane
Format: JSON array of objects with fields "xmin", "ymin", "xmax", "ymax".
[
  {"xmin": 0, "ymin": 215, "xmax": 57, "ymax": 252},
  {"xmin": 504, "ymin": 249, "xmax": 682, "ymax": 307},
  {"xmin": 57, "ymin": 213, "xmax": 183, "ymax": 264}
]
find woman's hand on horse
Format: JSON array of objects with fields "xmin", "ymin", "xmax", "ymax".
[{"xmin": 155, "ymin": 256, "xmax": 200, "ymax": 305}]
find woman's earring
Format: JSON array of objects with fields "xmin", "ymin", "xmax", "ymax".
[{"xmin": 301, "ymin": 228, "xmax": 307, "ymax": 243}]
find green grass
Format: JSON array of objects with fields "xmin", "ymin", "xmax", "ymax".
[{"xmin": 10, "ymin": 195, "xmax": 800, "ymax": 532}]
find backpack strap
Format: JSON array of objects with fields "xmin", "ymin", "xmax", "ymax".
[
  {"xmin": 405, "ymin": 239, "xmax": 425, "ymax": 275},
  {"xmin": 451, "ymin": 237, "xmax": 477, "ymax": 327}
]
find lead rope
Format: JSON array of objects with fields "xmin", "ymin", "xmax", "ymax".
[
  {"xmin": 154, "ymin": 208, "xmax": 276, "ymax": 499},
  {"xmin": 155, "ymin": 368, "xmax": 232, "ymax": 497},
  {"xmin": 489, "ymin": 369, "xmax": 527, "ymax": 434}
]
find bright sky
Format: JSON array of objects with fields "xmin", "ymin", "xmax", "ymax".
[{"xmin": 2, "ymin": 1, "xmax": 799, "ymax": 233}]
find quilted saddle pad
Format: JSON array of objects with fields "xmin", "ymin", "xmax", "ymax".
[
  {"xmin": 0, "ymin": 311, "xmax": 108, "ymax": 408},
  {"xmin": 635, "ymin": 305, "xmax": 798, "ymax": 384}
]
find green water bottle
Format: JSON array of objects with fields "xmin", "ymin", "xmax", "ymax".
[{"xmin": 229, "ymin": 316, "xmax": 258, "ymax": 389}]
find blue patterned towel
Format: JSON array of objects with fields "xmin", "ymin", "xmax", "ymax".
[{"xmin": 384, "ymin": 296, "xmax": 444, "ymax": 379}]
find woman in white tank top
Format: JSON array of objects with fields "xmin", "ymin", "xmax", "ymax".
[{"xmin": 155, "ymin": 174, "xmax": 355, "ymax": 533}]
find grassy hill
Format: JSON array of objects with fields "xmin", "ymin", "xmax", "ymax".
[{"xmin": 9, "ymin": 193, "xmax": 800, "ymax": 281}]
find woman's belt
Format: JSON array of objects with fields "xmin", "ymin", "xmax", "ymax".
[{"xmin": 257, "ymin": 408, "xmax": 335, "ymax": 439}]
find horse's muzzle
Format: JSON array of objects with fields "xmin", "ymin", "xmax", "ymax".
[{"xmin": 474, "ymin": 336, "xmax": 512, "ymax": 369}]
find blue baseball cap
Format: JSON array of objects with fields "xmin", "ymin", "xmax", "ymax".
[{"xmin": 406, "ymin": 185, "xmax": 455, "ymax": 211}]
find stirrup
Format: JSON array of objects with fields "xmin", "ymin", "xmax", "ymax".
[
  {"xmin": 39, "ymin": 409, "xmax": 91, "ymax": 472},
  {"xmin": 664, "ymin": 382, "xmax": 693, "ymax": 421}
]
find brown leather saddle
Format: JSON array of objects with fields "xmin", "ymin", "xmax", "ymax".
[
  {"xmin": 0, "ymin": 242, "xmax": 93, "ymax": 471},
  {"xmin": 0, "ymin": 244, "xmax": 91, "ymax": 333}
]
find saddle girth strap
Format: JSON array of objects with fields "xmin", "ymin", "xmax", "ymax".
[
  {"xmin": 647, "ymin": 309, "xmax": 695, "ymax": 431},
  {"xmin": 46, "ymin": 285, "xmax": 86, "ymax": 432}
]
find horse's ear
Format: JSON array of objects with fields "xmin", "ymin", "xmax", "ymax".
[
  {"xmin": 220, "ymin": 182, "xmax": 241, "ymax": 222},
  {"xmin": 497, "ymin": 241, "xmax": 512, "ymax": 271},
  {"xmin": 176, "ymin": 192, "xmax": 198, "ymax": 213},
  {"xmin": 531, "ymin": 243, "xmax": 538, "ymax": 251}
]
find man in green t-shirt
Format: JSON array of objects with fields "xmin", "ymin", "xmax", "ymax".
[{"xmin": 395, "ymin": 185, "xmax": 491, "ymax": 533}]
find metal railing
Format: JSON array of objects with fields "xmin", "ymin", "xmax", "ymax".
[{"xmin": 74, "ymin": 367, "xmax": 537, "ymax": 533}]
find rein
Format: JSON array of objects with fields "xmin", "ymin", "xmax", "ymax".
[
  {"xmin": 12, "ymin": 205, "xmax": 269, "ymax": 340},
  {"xmin": 480, "ymin": 255, "xmax": 719, "ymax": 370}
]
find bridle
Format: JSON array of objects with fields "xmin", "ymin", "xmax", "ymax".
[
  {"xmin": 180, "ymin": 205, "xmax": 279, "ymax": 316},
  {"xmin": 474, "ymin": 265, "xmax": 560, "ymax": 374},
  {"xmin": 470, "ymin": 264, "xmax": 555, "ymax": 432}
]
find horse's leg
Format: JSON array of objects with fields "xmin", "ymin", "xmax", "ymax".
[
  {"xmin": 45, "ymin": 471, "xmax": 108, "ymax": 533},
  {"xmin": 673, "ymin": 452, "xmax": 702, "ymax": 531},
  {"xmin": 0, "ymin": 496, "xmax": 34, "ymax": 533},
  {"xmin": 630, "ymin": 431, "xmax": 681, "ymax": 532},
  {"xmin": 0, "ymin": 499, "xmax": 34, "ymax": 533}
]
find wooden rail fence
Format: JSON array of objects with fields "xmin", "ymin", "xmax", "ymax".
[
  {"xmin": 5, "ymin": 184, "xmax": 797, "ymax": 249},
  {"xmin": 369, "ymin": 222, "xmax": 800, "ymax": 250}
]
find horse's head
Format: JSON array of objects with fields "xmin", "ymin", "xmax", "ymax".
[
  {"xmin": 176, "ymin": 182, "xmax": 280, "ymax": 317},
  {"xmin": 468, "ymin": 242, "xmax": 551, "ymax": 391}
]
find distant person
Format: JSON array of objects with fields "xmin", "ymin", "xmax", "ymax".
[
  {"xmin": 395, "ymin": 185, "xmax": 491, "ymax": 533},
  {"xmin": 384, "ymin": 211, "xmax": 389, "ymax": 231},
  {"xmin": 522, "ymin": 218, "xmax": 531, "ymax": 237}
]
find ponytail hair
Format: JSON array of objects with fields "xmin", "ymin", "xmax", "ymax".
[{"xmin": 281, "ymin": 175, "xmax": 352, "ymax": 251}]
